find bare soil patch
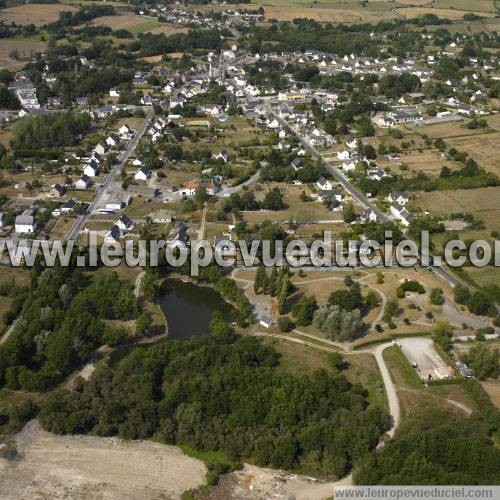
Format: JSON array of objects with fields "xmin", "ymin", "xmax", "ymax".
[{"xmin": 0, "ymin": 420, "xmax": 207, "ymax": 500}]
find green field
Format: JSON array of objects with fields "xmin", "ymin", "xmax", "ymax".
[{"xmin": 434, "ymin": 0, "xmax": 497, "ymax": 13}]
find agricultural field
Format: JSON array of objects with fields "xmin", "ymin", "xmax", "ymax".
[
  {"xmin": 0, "ymin": 4, "xmax": 77, "ymax": 26},
  {"xmin": 0, "ymin": 40, "xmax": 48, "ymax": 71},
  {"xmin": 396, "ymin": 6, "xmax": 497, "ymax": 19},
  {"xmin": 413, "ymin": 118, "xmax": 500, "ymax": 176},
  {"xmin": 416, "ymin": 187, "xmax": 500, "ymax": 236},
  {"xmin": 250, "ymin": 2, "xmax": 397, "ymax": 23},
  {"xmin": 90, "ymin": 14, "xmax": 188, "ymax": 36},
  {"xmin": 434, "ymin": 0, "xmax": 497, "ymax": 13}
]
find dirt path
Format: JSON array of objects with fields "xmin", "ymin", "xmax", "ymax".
[
  {"xmin": 366, "ymin": 343, "xmax": 400, "ymax": 437},
  {"xmin": 197, "ymin": 202, "xmax": 207, "ymax": 240},
  {"xmin": 0, "ymin": 420, "xmax": 206, "ymax": 500},
  {"xmin": 134, "ymin": 270, "xmax": 145, "ymax": 299},
  {"xmin": 0, "ymin": 317, "xmax": 20, "ymax": 345}
]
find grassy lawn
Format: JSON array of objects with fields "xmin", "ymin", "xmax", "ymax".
[
  {"xmin": 466, "ymin": 267, "xmax": 500, "ymax": 288},
  {"xmin": 243, "ymin": 184, "xmax": 343, "ymax": 224},
  {"xmin": 263, "ymin": 337, "xmax": 387, "ymax": 410},
  {"xmin": 383, "ymin": 345, "xmax": 423, "ymax": 390}
]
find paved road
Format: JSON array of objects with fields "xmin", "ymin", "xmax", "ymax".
[
  {"xmin": 367, "ymin": 343, "xmax": 400, "ymax": 437},
  {"xmin": 65, "ymin": 108, "xmax": 155, "ymax": 242},
  {"xmin": 264, "ymin": 105, "xmax": 463, "ymax": 290},
  {"xmin": 216, "ymin": 169, "xmax": 261, "ymax": 197}
]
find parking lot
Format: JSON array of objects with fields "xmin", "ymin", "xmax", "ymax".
[{"xmin": 398, "ymin": 337, "xmax": 453, "ymax": 381}]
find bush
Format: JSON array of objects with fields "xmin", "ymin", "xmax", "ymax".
[
  {"xmin": 277, "ymin": 316, "xmax": 293, "ymax": 333},
  {"xmin": 429, "ymin": 288, "xmax": 444, "ymax": 305}
]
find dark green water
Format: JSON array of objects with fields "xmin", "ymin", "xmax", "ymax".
[
  {"xmin": 158, "ymin": 278, "xmax": 236, "ymax": 340},
  {"xmin": 108, "ymin": 279, "xmax": 236, "ymax": 367}
]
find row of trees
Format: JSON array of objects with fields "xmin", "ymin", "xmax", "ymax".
[
  {"xmin": 254, "ymin": 266, "xmax": 292, "ymax": 314},
  {"xmin": 454, "ymin": 285, "xmax": 497, "ymax": 317}
]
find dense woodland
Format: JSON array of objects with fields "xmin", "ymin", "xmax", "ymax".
[
  {"xmin": 11, "ymin": 111, "xmax": 92, "ymax": 150},
  {"xmin": 39, "ymin": 316, "xmax": 388, "ymax": 479},
  {"xmin": 354, "ymin": 408, "xmax": 500, "ymax": 485},
  {"xmin": 0, "ymin": 266, "xmax": 137, "ymax": 392}
]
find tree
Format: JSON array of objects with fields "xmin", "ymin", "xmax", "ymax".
[
  {"xmin": 136, "ymin": 312, "xmax": 152, "ymax": 337},
  {"xmin": 343, "ymin": 203, "xmax": 356, "ymax": 223},
  {"xmin": 353, "ymin": 408, "xmax": 500, "ymax": 485},
  {"xmin": 328, "ymin": 282, "xmax": 364, "ymax": 310},
  {"xmin": 142, "ymin": 268, "xmax": 160, "ymax": 301},
  {"xmin": 365, "ymin": 290, "xmax": 380, "ymax": 309},
  {"xmin": 454, "ymin": 285, "xmax": 471, "ymax": 305},
  {"xmin": 261, "ymin": 188, "xmax": 285, "ymax": 211},
  {"xmin": 254, "ymin": 265, "xmax": 269, "ymax": 295},
  {"xmin": 277, "ymin": 316, "xmax": 293, "ymax": 333},
  {"xmin": 433, "ymin": 320, "xmax": 453, "ymax": 352},
  {"xmin": 292, "ymin": 295, "xmax": 317, "ymax": 326},
  {"xmin": 461, "ymin": 345, "xmax": 499, "ymax": 380},
  {"xmin": 383, "ymin": 298, "xmax": 399, "ymax": 322},
  {"xmin": 313, "ymin": 305, "xmax": 362, "ymax": 341},
  {"xmin": 429, "ymin": 287, "xmax": 444, "ymax": 305}
]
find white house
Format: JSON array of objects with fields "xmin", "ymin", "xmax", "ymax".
[
  {"xmin": 75, "ymin": 175, "xmax": 92, "ymax": 190},
  {"xmin": 316, "ymin": 177, "xmax": 334, "ymax": 191},
  {"xmin": 346, "ymin": 137, "xmax": 358, "ymax": 149},
  {"xmin": 105, "ymin": 134, "xmax": 119, "ymax": 147},
  {"xmin": 342, "ymin": 161, "xmax": 356, "ymax": 172},
  {"xmin": 84, "ymin": 162, "xmax": 99, "ymax": 178},
  {"xmin": 368, "ymin": 169, "xmax": 387, "ymax": 181},
  {"xmin": 132, "ymin": 156, "xmax": 145, "ymax": 167},
  {"xmin": 213, "ymin": 151, "xmax": 230, "ymax": 163},
  {"xmin": 15, "ymin": 210, "xmax": 36, "ymax": 234},
  {"xmin": 179, "ymin": 182, "xmax": 199, "ymax": 197},
  {"xmin": 109, "ymin": 89, "xmax": 120, "ymax": 97},
  {"xmin": 259, "ymin": 315, "xmax": 272, "ymax": 329},
  {"xmin": 390, "ymin": 203, "xmax": 413, "ymax": 227},
  {"xmin": 94, "ymin": 142, "xmax": 108, "ymax": 156},
  {"xmin": 116, "ymin": 214, "xmax": 134, "ymax": 232},
  {"xmin": 118, "ymin": 124, "xmax": 133, "ymax": 138},
  {"xmin": 134, "ymin": 167, "xmax": 151, "ymax": 181},
  {"xmin": 337, "ymin": 150, "xmax": 350, "ymax": 160},
  {"xmin": 360, "ymin": 208, "xmax": 378, "ymax": 223},
  {"xmin": 386, "ymin": 191, "xmax": 410, "ymax": 205},
  {"xmin": 104, "ymin": 225, "xmax": 122, "ymax": 244}
]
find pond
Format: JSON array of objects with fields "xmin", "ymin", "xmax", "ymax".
[{"xmin": 158, "ymin": 278, "xmax": 236, "ymax": 341}]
